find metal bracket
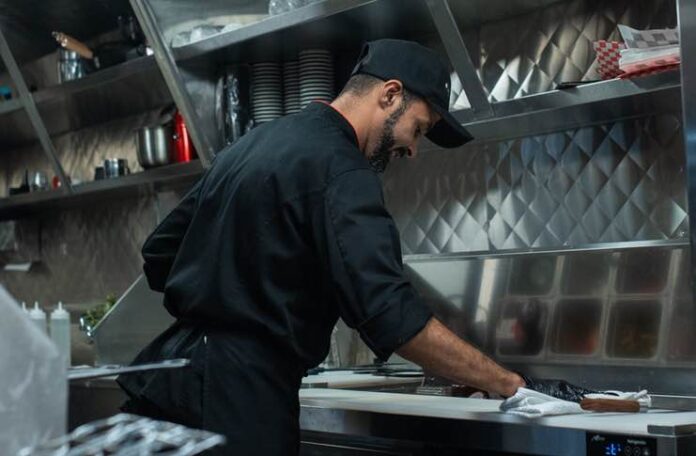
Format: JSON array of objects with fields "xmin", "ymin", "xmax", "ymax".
[
  {"xmin": 130, "ymin": 0, "xmax": 216, "ymax": 167},
  {"xmin": 0, "ymin": 28, "xmax": 71, "ymax": 193},
  {"xmin": 425, "ymin": 0, "xmax": 493, "ymax": 118}
]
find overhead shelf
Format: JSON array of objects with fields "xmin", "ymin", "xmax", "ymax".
[
  {"xmin": 0, "ymin": 55, "xmax": 173, "ymax": 149},
  {"xmin": 458, "ymin": 70, "xmax": 682, "ymax": 141},
  {"xmin": 172, "ymin": 0, "xmax": 437, "ymax": 65},
  {"xmin": 170, "ymin": 0, "xmax": 565, "ymax": 63},
  {"xmin": 0, "ymin": 160, "xmax": 203, "ymax": 221},
  {"xmin": 135, "ymin": 0, "xmax": 683, "ymax": 151}
]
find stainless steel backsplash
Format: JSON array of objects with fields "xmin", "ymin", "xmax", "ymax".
[{"xmin": 384, "ymin": 113, "xmax": 687, "ymax": 254}]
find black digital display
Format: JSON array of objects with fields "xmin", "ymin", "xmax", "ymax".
[{"xmin": 586, "ymin": 432, "xmax": 657, "ymax": 456}]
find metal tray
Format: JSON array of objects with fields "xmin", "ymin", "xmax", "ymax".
[
  {"xmin": 551, "ymin": 298, "xmax": 603, "ymax": 356},
  {"xmin": 507, "ymin": 256, "xmax": 556, "ymax": 296},
  {"xmin": 495, "ymin": 298, "xmax": 548, "ymax": 357},
  {"xmin": 607, "ymin": 299, "xmax": 662, "ymax": 359},
  {"xmin": 615, "ymin": 249, "xmax": 671, "ymax": 294}
]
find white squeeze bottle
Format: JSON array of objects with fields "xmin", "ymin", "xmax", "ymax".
[
  {"xmin": 50, "ymin": 301, "xmax": 71, "ymax": 368},
  {"xmin": 29, "ymin": 301, "xmax": 47, "ymax": 334}
]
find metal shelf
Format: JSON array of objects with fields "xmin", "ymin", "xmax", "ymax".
[
  {"xmin": 0, "ymin": 55, "xmax": 172, "ymax": 149},
  {"xmin": 169, "ymin": 0, "xmax": 564, "ymax": 63},
  {"xmin": 139, "ymin": 0, "xmax": 682, "ymax": 152},
  {"xmin": 172, "ymin": 0, "xmax": 445, "ymax": 66},
  {"xmin": 0, "ymin": 98, "xmax": 22, "ymax": 115},
  {"xmin": 173, "ymin": 0, "xmax": 380, "ymax": 62},
  {"xmin": 0, "ymin": 160, "xmax": 203, "ymax": 221},
  {"xmin": 457, "ymin": 70, "xmax": 682, "ymax": 141},
  {"xmin": 31, "ymin": 55, "xmax": 158, "ymax": 103}
]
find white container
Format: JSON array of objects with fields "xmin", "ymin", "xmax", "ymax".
[
  {"xmin": 49, "ymin": 301, "xmax": 71, "ymax": 368},
  {"xmin": 29, "ymin": 301, "xmax": 47, "ymax": 334}
]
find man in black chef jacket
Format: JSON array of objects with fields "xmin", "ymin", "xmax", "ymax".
[{"xmin": 118, "ymin": 39, "xmax": 526, "ymax": 454}]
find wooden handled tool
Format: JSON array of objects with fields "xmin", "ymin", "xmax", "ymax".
[
  {"xmin": 52, "ymin": 31, "xmax": 94, "ymax": 59},
  {"xmin": 580, "ymin": 398, "xmax": 641, "ymax": 413}
]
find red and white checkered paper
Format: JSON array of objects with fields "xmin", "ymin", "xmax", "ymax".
[
  {"xmin": 619, "ymin": 63, "xmax": 680, "ymax": 79},
  {"xmin": 593, "ymin": 40, "xmax": 625, "ymax": 79}
]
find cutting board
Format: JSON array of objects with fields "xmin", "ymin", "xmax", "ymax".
[{"xmin": 301, "ymin": 371, "xmax": 422, "ymax": 389}]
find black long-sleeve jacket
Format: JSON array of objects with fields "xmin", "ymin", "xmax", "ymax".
[{"xmin": 141, "ymin": 101, "xmax": 432, "ymax": 368}]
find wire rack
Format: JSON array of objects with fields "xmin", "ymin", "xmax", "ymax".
[{"xmin": 18, "ymin": 413, "xmax": 225, "ymax": 456}]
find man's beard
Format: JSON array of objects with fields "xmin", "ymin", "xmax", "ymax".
[{"xmin": 368, "ymin": 101, "xmax": 409, "ymax": 174}]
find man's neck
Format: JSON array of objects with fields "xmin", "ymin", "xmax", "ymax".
[{"xmin": 330, "ymin": 97, "xmax": 370, "ymax": 153}]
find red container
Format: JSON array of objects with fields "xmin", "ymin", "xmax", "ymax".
[{"xmin": 172, "ymin": 111, "xmax": 197, "ymax": 163}]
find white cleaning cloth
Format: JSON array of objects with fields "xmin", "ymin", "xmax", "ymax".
[{"xmin": 500, "ymin": 387, "xmax": 649, "ymax": 418}]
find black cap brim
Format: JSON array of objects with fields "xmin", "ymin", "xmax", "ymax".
[{"xmin": 425, "ymin": 101, "xmax": 474, "ymax": 148}]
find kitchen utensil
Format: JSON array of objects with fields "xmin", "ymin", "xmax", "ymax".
[
  {"xmin": 19, "ymin": 413, "xmax": 225, "ymax": 456},
  {"xmin": 173, "ymin": 111, "xmax": 196, "ymax": 162},
  {"xmin": 94, "ymin": 166, "xmax": 105, "ymax": 180},
  {"xmin": 136, "ymin": 123, "xmax": 173, "ymax": 168},
  {"xmin": 53, "ymin": 32, "xmax": 93, "ymax": 59},
  {"xmin": 30, "ymin": 171, "xmax": 49, "ymax": 192},
  {"xmin": 581, "ymin": 394, "xmax": 696, "ymax": 413},
  {"xmin": 57, "ymin": 49, "xmax": 86, "ymax": 83},
  {"xmin": 222, "ymin": 66, "xmax": 249, "ymax": 144},
  {"xmin": 53, "ymin": 31, "xmax": 138, "ymax": 73},
  {"xmin": 68, "ymin": 358, "xmax": 190, "ymax": 380},
  {"xmin": 51, "ymin": 175, "xmax": 75, "ymax": 189},
  {"xmin": 103, "ymin": 159, "xmax": 129, "ymax": 178},
  {"xmin": 8, "ymin": 170, "xmax": 31, "ymax": 195},
  {"xmin": 580, "ymin": 398, "xmax": 641, "ymax": 413}
]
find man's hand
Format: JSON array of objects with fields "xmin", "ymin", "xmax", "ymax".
[
  {"xmin": 396, "ymin": 318, "xmax": 525, "ymax": 397},
  {"xmin": 520, "ymin": 375, "xmax": 598, "ymax": 402}
]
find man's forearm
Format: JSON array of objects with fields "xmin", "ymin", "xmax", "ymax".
[{"xmin": 396, "ymin": 317, "xmax": 524, "ymax": 397}]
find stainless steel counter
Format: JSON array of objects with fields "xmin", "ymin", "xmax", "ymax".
[{"xmin": 299, "ymin": 389, "xmax": 696, "ymax": 455}]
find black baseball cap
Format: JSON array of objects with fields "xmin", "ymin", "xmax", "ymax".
[{"xmin": 350, "ymin": 39, "xmax": 473, "ymax": 148}]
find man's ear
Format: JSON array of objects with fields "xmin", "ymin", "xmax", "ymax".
[{"xmin": 380, "ymin": 80, "xmax": 404, "ymax": 108}]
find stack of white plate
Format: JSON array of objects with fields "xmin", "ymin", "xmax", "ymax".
[
  {"xmin": 283, "ymin": 60, "xmax": 301, "ymax": 115},
  {"xmin": 251, "ymin": 62, "xmax": 283, "ymax": 124},
  {"xmin": 299, "ymin": 49, "xmax": 334, "ymax": 108}
]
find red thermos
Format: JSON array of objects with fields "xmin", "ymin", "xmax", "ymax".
[{"xmin": 172, "ymin": 110, "xmax": 197, "ymax": 162}]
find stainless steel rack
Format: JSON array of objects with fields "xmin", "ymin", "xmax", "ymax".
[
  {"xmin": 0, "ymin": 55, "xmax": 171, "ymax": 149},
  {"xmin": 0, "ymin": 160, "xmax": 202, "ymax": 221}
]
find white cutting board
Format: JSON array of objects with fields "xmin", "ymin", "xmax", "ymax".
[{"xmin": 300, "ymin": 389, "xmax": 696, "ymax": 435}]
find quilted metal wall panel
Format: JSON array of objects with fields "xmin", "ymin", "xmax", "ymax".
[
  {"xmin": 384, "ymin": 113, "xmax": 687, "ymax": 254},
  {"xmin": 469, "ymin": 0, "xmax": 677, "ymax": 101}
]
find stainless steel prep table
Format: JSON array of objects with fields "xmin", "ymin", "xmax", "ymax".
[{"xmin": 299, "ymin": 389, "xmax": 696, "ymax": 455}]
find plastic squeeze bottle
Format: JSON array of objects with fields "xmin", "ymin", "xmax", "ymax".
[
  {"xmin": 29, "ymin": 301, "xmax": 47, "ymax": 334},
  {"xmin": 50, "ymin": 301, "xmax": 71, "ymax": 368}
]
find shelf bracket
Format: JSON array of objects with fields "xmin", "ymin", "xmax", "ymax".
[
  {"xmin": 0, "ymin": 28, "xmax": 72, "ymax": 193},
  {"xmin": 678, "ymin": 0, "xmax": 696, "ymax": 303},
  {"xmin": 425, "ymin": 0, "xmax": 493, "ymax": 119},
  {"xmin": 130, "ymin": 0, "xmax": 216, "ymax": 167}
]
